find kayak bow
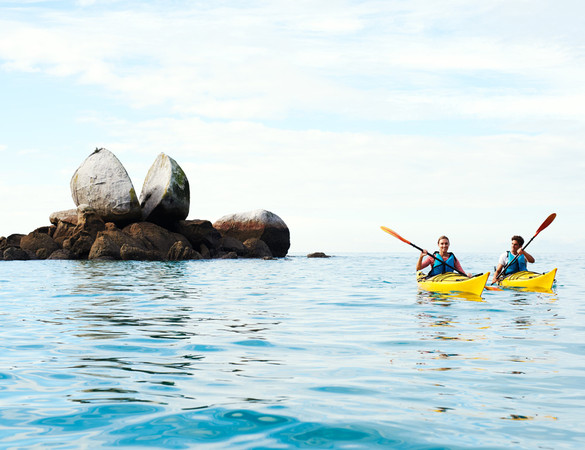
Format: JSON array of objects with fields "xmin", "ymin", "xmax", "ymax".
[
  {"xmin": 417, "ymin": 271, "xmax": 489, "ymax": 296},
  {"xmin": 497, "ymin": 269, "xmax": 557, "ymax": 291}
]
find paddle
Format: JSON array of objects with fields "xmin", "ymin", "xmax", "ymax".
[
  {"xmin": 380, "ymin": 226, "xmax": 468, "ymax": 277},
  {"xmin": 493, "ymin": 213, "xmax": 556, "ymax": 284}
]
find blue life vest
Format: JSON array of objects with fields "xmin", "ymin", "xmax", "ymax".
[
  {"xmin": 504, "ymin": 251, "xmax": 527, "ymax": 275},
  {"xmin": 428, "ymin": 252, "xmax": 457, "ymax": 277}
]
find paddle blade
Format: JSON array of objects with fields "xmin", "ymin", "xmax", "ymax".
[
  {"xmin": 535, "ymin": 213, "xmax": 556, "ymax": 236},
  {"xmin": 380, "ymin": 226, "xmax": 411, "ymax": 245}
]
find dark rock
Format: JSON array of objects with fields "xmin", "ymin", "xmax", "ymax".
[
  {"xmin": 74, "ymin": 205, "xmax": 106, "ymax": 237},
  {"xmin": 1, "ymin": 234, "xmax": 25, "ymax": 250},
  {"xmin": 52, "ymin": 221, "xmax": 77, "ymax": 246},
  {"xmin": 307, "ymin": 252, "xmax": 331, "ymax": 258},
  {"xmin": 3, "ymin": 247, "xmax": 29, "ymax": 261},
  {"xmin": 199, "ymin": 243, "xmax": 211, "ymax": 259},
  {"xmin": 167, "ymin": 241, "xmax": 202, "ymax": 261},
  {"xmin": 20, "ymin": 232, "xmax": 60, "ymax": 260},
  {"xmin": 61, "ymin": 206, "xmax": 106, "ymax": 259},
  {"xmin": 122, "ymin": 222, "xmax": 192, "ymax": 259},
  {"xmin": 36, "ymin": 248, "xmax": 51, "ymax": 259},
  {"xmin": 220, "ymin": 251, "xmax": 238, "ymax": 259},
  {"xmin": 243, "ymin": 238, "xmax": 273, "ymax": 259},
  {"xmin": 88, "ymin": 229, "xmax": 145, "ymax": 260},
  {"xmin": 172, "ymin": 220, "xmax": 221, "ymax": 254},
  {"xmin": 88, "ymin": 233, "xmax": 122, "ymax": 260},
  {"xmin": 120, "ymin": 244, "xmax": 160, "ymax": 261},
  {"xmin": 47, "ymin": 249, "xmax": 73, "ymax": 260},
  {"xmin": 213, "ymin": 209, "xmax": 290, "ymax": 257},
  {"xmin": 64, "ymin": 233, "xmax": 95, "ymax": 259},
  {"xmin": 220, "ymin": 236, "xmax": 247, "ymax": 256}
]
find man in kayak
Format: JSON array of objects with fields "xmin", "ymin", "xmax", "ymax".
[
  {"xmin": 491, "ymin": 235, "xmax": 535, "ymax": 283},
  {"xmin": 416, "ymin": 235, "xmax": 471, "ymax": 277}
]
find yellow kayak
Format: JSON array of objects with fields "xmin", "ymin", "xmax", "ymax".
[
  {"xmin": 417, "ymin": 271, "xmax": 489, "ymax": 296},
  {"xmin": 498, "ymin": 269, "xmax": 557, "ymax": 291}
]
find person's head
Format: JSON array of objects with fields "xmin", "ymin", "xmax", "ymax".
[
  {"xmin": 437, "ymin": 235, "xmax": 450, "ymax": 253},
  {"xmin": 511, "ymin": 235, "xmax": 524, "ymax": 253}
]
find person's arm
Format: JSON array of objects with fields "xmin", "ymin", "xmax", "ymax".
[
  {"xmin": 416, "ymin": 251, "xmax": 433, "ymax": 270},
  {"xmin": 519, "ymin": 248, "xmax": 535, "ymax": 263},
  {"xmin": 491, "ymin": 253, "xmax": 507, "ymax": 283},
  {"xmin": 491, "ymin": 263, "xmax": 504, "ymax": 284}
]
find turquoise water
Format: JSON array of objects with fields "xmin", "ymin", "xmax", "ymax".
[{"xmin": 1, "ymin": 253, "xmax": 583, "ymax": 449}]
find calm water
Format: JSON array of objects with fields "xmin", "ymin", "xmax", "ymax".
[{"xmin": 1, "ymin": 253, "xmax": 584, "ymax": 449}]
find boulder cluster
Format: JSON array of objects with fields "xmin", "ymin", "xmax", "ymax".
[{"xmin": 1, "ymin": 148, "xmax": 290, "ymax": 261}]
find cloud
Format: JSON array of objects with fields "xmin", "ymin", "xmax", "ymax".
[
  {"xmin": 1, "ymin": 1, "xmax": 584, "ymax": 251},
  {"xmin": 1, "ymin": 1, "xmax": 584, "ymax": 124},
  {"xmin": 71, "ymin": 114, "xmax": 583, "ymax": 213}
]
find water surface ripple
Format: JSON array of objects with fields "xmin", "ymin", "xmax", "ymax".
[{"xmin": 0, "ymin": 253, "xmax": 583, "ymax": 448}]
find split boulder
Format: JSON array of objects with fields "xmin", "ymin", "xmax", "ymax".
[
  {"xmin": 70, "ymin": 148, "xmax": 141, "ymax": 224},
  {"xmin": 140, "ymin": 153, "xmax": 190, "ymax": 224}
]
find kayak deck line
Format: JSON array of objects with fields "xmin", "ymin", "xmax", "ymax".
[{"xmin": 416, "ymin": 271, "xmax": 489, "ymax": 297}]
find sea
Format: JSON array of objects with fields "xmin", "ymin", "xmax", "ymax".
[{"xmin": 0, "ymin": 253, "xmax": 583, "ymax": 449}]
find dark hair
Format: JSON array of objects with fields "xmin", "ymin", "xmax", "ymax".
[
  {"xmin": 437, "ymin": 235, "xmax": 449, "ymax": 244},
  {"xmin": 511, "ymin": 235, "xmax": 524, "ymax": 246}
]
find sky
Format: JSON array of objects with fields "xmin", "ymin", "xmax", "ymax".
[{"xmin": 1, "ymin": 0, "xmax": 584, "ymax": 254}]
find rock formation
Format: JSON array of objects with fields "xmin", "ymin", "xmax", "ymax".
[
  {"xmin": 70, "ymin": 148, "xmax": 142, "ymax": 224},
  {"xmin": 1, "ymin": 149, "xmax": 292, "ymax": 261},
  {"xmin": 213, "ymin": 209, "xmax": 290, "ymax": 257},
  {"xmin": 140, "ymin": 153, "xmax": 190, "ymax": 224}
]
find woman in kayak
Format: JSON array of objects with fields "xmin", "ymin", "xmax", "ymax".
[
  {"xmin": 490, "ymin": 235, "xmax": 535, "ymax": 283},
  {"xmin": 416, "ymin": 235, "xmax": 471, "ymax": 277}
]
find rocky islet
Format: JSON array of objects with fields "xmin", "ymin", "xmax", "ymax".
[{"xmin": 1, "ymin": 148, "xmax": 290, "ymax": 261}]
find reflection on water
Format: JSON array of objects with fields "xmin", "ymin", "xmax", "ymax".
[
  {"xmin": 417, "ymin": 290, "xmax": 486, "ymax": 305},
  {"xmin": 0, "ymin": 255, "xmax": 583, "ymax": 449}
]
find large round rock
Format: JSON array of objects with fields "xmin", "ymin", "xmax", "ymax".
[
  {"xmin": 139, "ymin": 153, "xmax": 190, "ymax": 224},
  {"xmin": 70, "ymin": 148, "xmax": 141, "ymax": 224},
  {"xmin": 213, "ymin": 209, "xmax": 290, "ymax": 257}
]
